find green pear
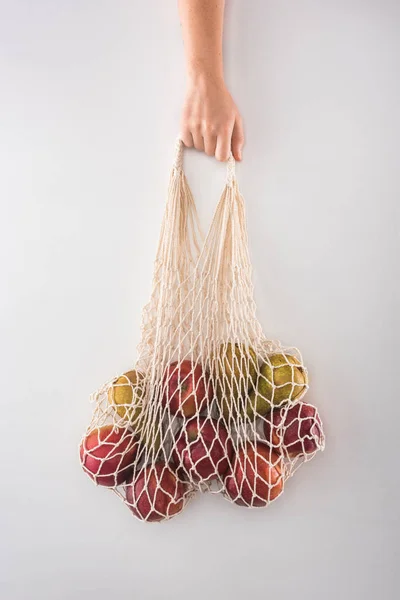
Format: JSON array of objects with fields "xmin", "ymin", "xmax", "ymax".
[{"xmin": 246, "ymin": 353, "xmax": 308, "ymax": 418}]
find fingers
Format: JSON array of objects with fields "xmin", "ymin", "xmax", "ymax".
[
  {"xmin": 182, "ymin": 121, "xmax": 243, "ymax": 162},
  {"xmin": 204, "ymin": 134, "xmax": 217, "ymax": 158},
  {"xmin": 181, "ymin": 127, "xmax": 219, "ymax": 158},
  {"xmin": 231, "ymin": 117, "xmax": 244, "ymax": 161},
  {"xmin": 215, "ymin": 124, "xmax": 234, "ymax": 162},
  {"xmin": 180, "ymin": 129, "xmax": 193, "ymax": 148},
  {"xmin": 181, "ymin": 127, "xmax": 204, "ymax": 151},
  {"xmin": 191, "ymin": 127, "xmax": 204, "ymax": 152},
  {"xmin": 180, "ymin": 82, "xmax": 244, "ymax": 162}
]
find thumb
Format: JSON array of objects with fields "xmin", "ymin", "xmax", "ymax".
[{"xmin": 231, "ymin": 117, "xmax": 245, "ymax": 161}]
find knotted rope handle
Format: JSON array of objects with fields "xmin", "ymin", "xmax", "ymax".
[{"xmin": 173, "ymin": 138, "xmax": 236, "ymax": 188}]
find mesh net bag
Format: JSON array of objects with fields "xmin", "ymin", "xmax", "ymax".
[{"xmin": 80, "ymin": 140, "xmax": 325, "ymax": 522}]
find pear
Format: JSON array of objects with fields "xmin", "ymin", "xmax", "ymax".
[
  {"xmin": 247, "ymin": 353, "xmax": 308, "ymax": 418},
  {"xmin": 108, "ymin": 370, "xmax": 145, "ymax": 427},
  {"xmin": 215, "ymin": 343, "xmax": 258, "ymax": 420}
]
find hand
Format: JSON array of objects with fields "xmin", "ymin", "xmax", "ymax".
[{"xmin": 180, "ymin": 76, "xmax": 244, "ymax": 162}]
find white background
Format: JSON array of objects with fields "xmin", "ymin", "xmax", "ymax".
[{"xmin": 1, "ymin": 1, "xmax": 399, "ymax": 599}]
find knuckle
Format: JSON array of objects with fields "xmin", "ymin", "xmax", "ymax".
[
  {"xmin": 203, "ymin": 122, "xmax": 217, "ymax": 137},
  {"xmin": 190, "ymin": 121, "xmax": 202, "ymax": 133},
  {"xmin": 218, "ymin": 125, "xmax": 232, "ymax": 143},
  {"xmin": 222, "ymin": 117, "xmax": 235, "ymax": 131},
  {"xmin": 219, "ymin": 123, "xmax": 232, "ymax": 135}
]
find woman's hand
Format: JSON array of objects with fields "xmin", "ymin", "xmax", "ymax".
[
  {"xmin": 180, "ymin": 76, "xmax": 244, "ymax": 162},
  {"xmin": 178, "ymin": 0, "xmax": 244, "ymax": 162}
]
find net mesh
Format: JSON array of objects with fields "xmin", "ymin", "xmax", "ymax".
[{"xmin": 80, "ymin": 140, "xmax": 325, "ymax": 522}]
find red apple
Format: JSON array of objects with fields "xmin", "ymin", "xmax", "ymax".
[
  {"xmin": 173, "ymin": 416, "xmax": 233, "ymax": 483},
  {"xmin": 263, "ymin": 407, "xmax": 285, "ymax": 451},
  {"xmin": 264, "ymin": 402, "xmax": 324, "ymax": 458},
  {"xmin": 125, "ymin": 462, "xmax": 186, "ymax": 522},
  {"xmin": 163, "ymin": 360, "xmax": 210, "ymax": 417},
  {"xmin": 283, "ymin": 402, "xmax": 324, "ymax": 457},
  {"xmin": 262, "ymin": 414, "xmax": 281, "ymax": 449},
  {"xmin": 224, "ymin": 442, "xmax": 283, "ymax": 507},
  {"xmin": 80, "ymin": 425, "xmax": 138, "ymax": 487}
]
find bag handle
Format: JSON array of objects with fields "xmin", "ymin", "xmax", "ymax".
[
  {"xmin": 172, "ymin": 138, "xmax": 236, "ymax": 188},
  {"xmin": 156, "ymin": 138, "xmax": 241, "ymax": 282}
]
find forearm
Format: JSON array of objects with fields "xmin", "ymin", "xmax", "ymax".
[
  {"xmin": 178, "ymin": 0, "xmax": 225, "ymax": 83},
  {"xmin": 178, "ymin": 0, "xmax": 244, "ymax": 161}
]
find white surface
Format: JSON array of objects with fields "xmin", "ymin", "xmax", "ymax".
[{"xmin": 1, "ymin": 1, "xmax": 399, "ymax": 599}]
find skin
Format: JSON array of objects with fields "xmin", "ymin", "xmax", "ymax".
[{"xmin": 178, "ymin": 0, "xmax": 244, "ymax": 161}]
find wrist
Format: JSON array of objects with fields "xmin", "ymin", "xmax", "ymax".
[{"xmin": 187, "ymin": 60, "xmax": 224, "ymax": 88}]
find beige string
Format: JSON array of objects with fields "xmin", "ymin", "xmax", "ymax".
[{"xmin": 81, "ymin": 140, "xmax": 325, "ymax": 522}]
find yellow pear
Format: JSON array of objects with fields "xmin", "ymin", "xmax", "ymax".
[
  {"xmin": 214, "ymin": 343, "xmax": 258, "ymax": 420},
  {"xmin": 246, "ymin": 353, "xmax": 307, "ymax": 418},
  {"xmin": 107, "ymin": 370, "xmax": 145, "ymax": 427}
]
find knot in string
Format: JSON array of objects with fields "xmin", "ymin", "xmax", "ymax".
[
  {"xmin": 173, "ymin": 138, "xmax": 184, "ymax": 172},
  {"xmin": 226, "ymin": 153, "xmax": 236, "ymax": 187}
]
